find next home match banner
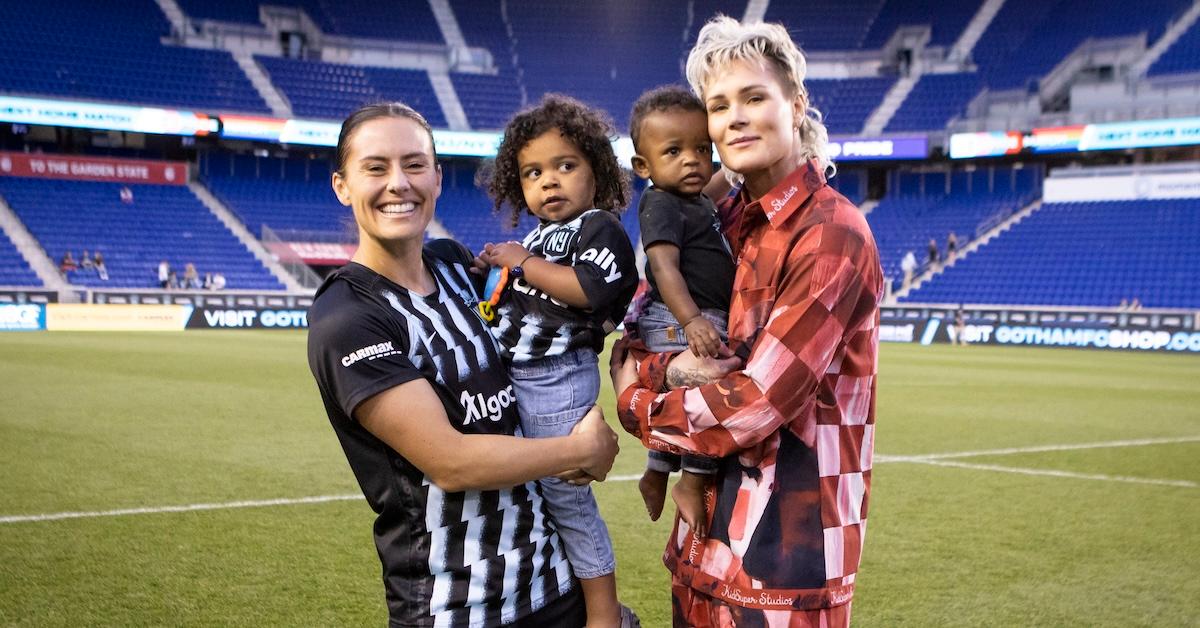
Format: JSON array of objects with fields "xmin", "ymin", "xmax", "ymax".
[{"xmin": 0, "ymin": 152, "xmax": 188, "ymax": 185}]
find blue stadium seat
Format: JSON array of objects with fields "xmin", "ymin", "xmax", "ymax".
[
  {"xmin": 905, "ymin": 198, "xmax": 1200, "ymax": 309},
  {"xmin": 0, "ymin": 178, "xmax": 284, "ymax": 290}
]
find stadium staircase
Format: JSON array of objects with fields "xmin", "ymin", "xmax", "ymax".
[
  {"xmin": 862, "ymin": 74, "xmax": 920, "ymax": 135},
  {"xmin": 231, "ymin": 50, "xmax": 294, "ymax": 118},
  {"xmin": 187, "ymin": 183, "xmax": 307, "ymax": 291},
  {"xmin": 1131, "ymin": 0, "xmax": 1200, "ymax": 76},
  {"xmin": 743, "ymin": 0, "xmax": 770, "ymax": 23},
  {"xmin": 894, "ymin": 198, "xmax": 1041, "ymax": 301},
  {"xmin": 946, "ymin": 0, "xmax": 1007, "ymax": 62},
  {"xmin": 427, "ymin": 72, "xmax": 471, "ymax": 131},
  {"xmin": 0, "ymin": 196, "xmax": 67, "ymax": 291}
]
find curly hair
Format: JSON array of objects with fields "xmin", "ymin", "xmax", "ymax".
[
  {"xmin": 628, "ymin": 85, "xmax": 706, "ymax": 153},
  {"xmin": 484, "ymin": 94, "xmax": 630, "ymax": 227}
]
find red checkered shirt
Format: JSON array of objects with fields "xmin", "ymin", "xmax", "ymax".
[{"xmin": 617, "ymin": 159, "xmax": 883, "ymax": 612}]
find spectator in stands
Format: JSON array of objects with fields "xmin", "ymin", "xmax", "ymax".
[
  {"xmin": 307, "ymin": 102, "xmax": 617, "ymax": 627},
  {"xmin": 158, "ymin": 260, "xmax": 171, "ymax": 289},
  {"xmin": 1119, "ymin": 298, "xmax": 1129, "ymax": 310},
  {"xmin": 59, "ymin": 251, "xmax": 77, "ymax": 274},
  {"xmin": 901, "ymin": 249, "xmax": 918, "ymax": 288},
  {"xmin": 119, "ymin": 186, "xmax": 134, "ymax": 204},
  {"xmin": 612, "ymin": 16, "xmax": 883, "ymax": 627},
  {"xmin": 183, "ymin": 263, "xmax": 201, "ymax": 290},
  {"xmin": 954, "ymin": 306, "xmax": 968, "ymax": 345},
  {"xmin": 80, "ymin": 250, "xmax": 95, "ymax": 271},
  {"xmin": 1130, "ymin": 297, "xmax": 1143, "ymax": 311},
  {"xmin": 167, "ymin": 270, "xmax": 179, "ymax": 290},
  {"xmin": 928, "ymin": 237, "xmax": 939, "ymax": 266},
  {"xmin": 947, "ymin": 231, "xmax": 959, "ymax": 259},
  {"xmin": 210, "ymin": 273, "xmax": 226, "ymax": 291},
  {"xmin": 94, "ymin": 250, "xmax": 108, "ymax": 281}
]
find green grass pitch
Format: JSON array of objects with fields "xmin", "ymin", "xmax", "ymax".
[{"xmin": 1, "ymin": 331, "xmax": 1197, "ymax": 626}]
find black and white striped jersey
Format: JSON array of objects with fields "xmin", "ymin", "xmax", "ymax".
[
  {"xmin": 491, "ymin": 210, "xmax": 638, "ymax": 364},
  {"xmin": 307, "ymin": 240, "xmax": 574, "ymax": 627}
]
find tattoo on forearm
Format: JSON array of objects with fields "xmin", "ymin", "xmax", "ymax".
[{"xmin": 666, "ymin": 366, "xmax": 714, "ymax": 389}]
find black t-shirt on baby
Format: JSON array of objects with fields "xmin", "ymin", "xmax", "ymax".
[{"xmin": 638, "ymin": 187, "xmax": 734, "ymax": 312}]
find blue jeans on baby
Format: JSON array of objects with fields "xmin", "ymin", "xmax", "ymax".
[
  {"xmin": 638, "ymin": 301, "xmax": 727, "ymax": 475},
  {"xmin": 509, "ymin": 348, "xmax": 615, "ymax": 579}
]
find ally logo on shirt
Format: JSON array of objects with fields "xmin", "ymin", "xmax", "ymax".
[
  {"xmin": 579, "ymin": 247, "xmax": 623, "ymax": 284},
  {"xmin": 459, "ymin": 384, "xmax": 516, "ymax": 425}
]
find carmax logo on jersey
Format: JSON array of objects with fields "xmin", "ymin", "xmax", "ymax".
[
  {"xmin": 341, "ymin": 341, "xmax": 398, "ymax": 367},
  {"xmin": 460, "ymin": 385, "xmax": 516, "ymax": 425}
]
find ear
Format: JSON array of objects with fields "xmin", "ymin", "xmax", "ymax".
[
  {"xmin": 433, "ymin": 161, "xmax": 443, "ymax": 200},
  {"xmin": 332, "ymin": 171, "xmax": 351, "ymax": 206},
  {"xmin": 792, "ymin": 94, "xmax": 807, "ymax": 130},
  {"xmin": 630, "ymin": 154, "xmax": 651, "ymax": 180}
]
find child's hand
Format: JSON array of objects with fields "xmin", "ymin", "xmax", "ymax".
[
  {"xmin": 481, "ymin": 241, "xmax": 531, "ymax": 269},
  {"xmin": 469, "ymin": 254, "xmax": 489, "ymax": 276},
  {"xmin": 684, "ymin": 317, "xmax": 723, "ymax": 358}
]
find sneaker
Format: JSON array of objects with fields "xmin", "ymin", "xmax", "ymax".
[{"xmin": 619, "ymin": 604, "xmax": 642, "ymax": 628}]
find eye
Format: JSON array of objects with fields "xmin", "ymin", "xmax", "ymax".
[
  {"xmin": 524, "ymin": 168, "xmax": 541, "ymax": 180},
  {"xmin": 709, "ymin": 103, "xmax": 728, "ymax": 113},
  {"xmin": 665, "ymin": 146, "xmax": 680, "ymax": 156},
  {"xmin": 365, "ymin": 164, "xmax": 386, "ymax": 175},
  {"xmin": 404, "ymin": 162, "xmax": 427, "ymax": 172},
  {"xmin": 697, "ymin": 144, "xmax": 711, "ymax": 154},
  {"xmin": 558, "ymin": 162, "xmax": 575, "ymax": 173},
  {"xmin": 747, "ymin": 94, "xmax": 764, "ymax": 104}
]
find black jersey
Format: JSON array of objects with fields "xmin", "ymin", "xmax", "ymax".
[
  {"xmin": 638, "ymin": 187, "xmax": 734, "ymax": 312},
  {"xmin": 307, "ymin": 240, "xmax": 573, "ymax": 627},
  {"xmin": 492, "ymin": 210, "xmax": 637, "ymax": 363}
]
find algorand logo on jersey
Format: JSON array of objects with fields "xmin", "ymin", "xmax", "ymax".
[
  {"xmin": 341, "ymin": 341, "xmax": 399, "ymax": 367},
  {"xmin": 460, "ymin": 384, "xmax": 516, "ymax": 425}
]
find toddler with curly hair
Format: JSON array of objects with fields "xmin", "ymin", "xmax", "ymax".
[{"xmin": 479, "ymin": 94, "xmax": 640, "ymax": 628}]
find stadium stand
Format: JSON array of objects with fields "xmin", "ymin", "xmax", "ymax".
[
  {"xmin": 0, "ymin": 178, "xmax": 284, "ymax": 290},
  {"xmin": 808, "ymin": 77, "xmax": 897, "ymax": 135},
  {"xmin": 971, "ymin": 0, "xmax": 1190, "ymax": 91},
  {"xmin": 256, "ymin": 57, "xmax": 447, "ymax": 125},
  {"xmin": 0, "ymin": 233, "xmax": 41, "ymax": 287},
  {"xmin": 199, "ymin": 154, "xmax": 349, "ymax": 240},
  {"xmin": 1148, "ymin": 19, "xmax": 1200, "ymax": 76},
  {"xmin": 867, "ymin": 167, "xmax": 1041, "ymax": 281},
  {"xmin": 506, "ymin": 1, "xmax": 697, "ymax": 129},
  {"xmin": 906, "ymin": 199, "xmax": 1200, "ymax": 309},
  {"xmin": 0, "ymin": 0, "xmax": 269, "ymax": 114},
  {"xmin": 174, "ymin": 0, "xmax": 444, "ymax": 43},
  {"xmin": 885, "ymin": 73, "xmax": 981, "ymax": 132},
  {"xmin": 448, "ymin": 0, "xmax": 526, "ymax": 130},
  {"xmin": 763, "ymin": 0, "xmax": 884, "ymax": 50},
  {"xmin": 861, "ymin": 0, "xmax": 981, "ymax": 49}
]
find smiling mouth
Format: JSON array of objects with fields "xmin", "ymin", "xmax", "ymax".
[
  {"xmin": 728, "ymin": 137, "xmax": 758, "ymax": 146},
  {"xmin": 377, "ymin": 201, "xmax": 417, "ymax": 216}
]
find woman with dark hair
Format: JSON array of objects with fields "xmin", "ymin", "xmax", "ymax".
[{"xmin": 306, "ymin": 102, "xmax": 617, "ymax": 627}]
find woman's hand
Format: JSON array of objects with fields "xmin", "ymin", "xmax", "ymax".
[
  {"xmin": 570, "ymin": 405, "xmax": 618, "ymax": 481},
  {"xmin": 665, "ymin": 347, "xmax": 741, "ymax": 390}
]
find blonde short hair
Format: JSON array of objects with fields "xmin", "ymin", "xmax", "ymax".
[{"xmin": 685, "ymin": 15, "xmax": 835, "ymax": 176}]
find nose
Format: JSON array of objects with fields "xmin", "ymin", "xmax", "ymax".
[
  {"xmin": 386, "ymin": 167, "xmax": 411, "ymax": 194},
  {"xmin": 541, "ymin": 173, "xmax": 559, "ymax": 190},
  {"xmin": 727, "ymin": 102, "xmax": 749, "ymax": 129}
]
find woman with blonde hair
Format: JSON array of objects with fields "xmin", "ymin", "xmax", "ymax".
[{"xmin": 613, "ymin": 15, "xmax": 884, "ymax": 627}]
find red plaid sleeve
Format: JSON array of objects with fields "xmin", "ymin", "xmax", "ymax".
[{"xmin": 617, "ymin": 218, "xmax": 876, "ymax": 457}]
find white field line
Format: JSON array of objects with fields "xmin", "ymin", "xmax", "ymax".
[
  {"xmin": 906, "ymin": 459, "xmax": 1197, "ymax": 488},
  {"xmin": 3, "ymin": 438, "xmax": 1196, "ymax": 524},
  {"xmin": 874, "ymin": 435, "xmax": 1200, "ymax": 463},
  {"xmin": 0, "ymin": 494, "xmax": 362, "ymax": 524}
]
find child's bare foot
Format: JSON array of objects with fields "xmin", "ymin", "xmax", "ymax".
[
  {"xmin": 638, "ymin": 470, "xmax": 669, "ymax": 521},
  {"xmin": 672, "ymin": 471, "xmax": 709, "ymax": 538}
]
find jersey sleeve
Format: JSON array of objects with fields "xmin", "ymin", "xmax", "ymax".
[
  {"xmin": 573, "ymin": 212, "xmax": 639, "ymax": 312},
  {"xmin": 307, "ymin": 288, "xmax": 423, "ymax": 421},
  {"xmin": 637, "ymin": 190, "xmax": 685, "ymax": 250}
]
